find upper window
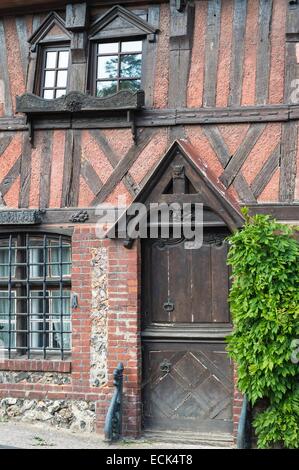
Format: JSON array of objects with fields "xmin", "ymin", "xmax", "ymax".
[
  {"xmin": 0, "ymin": 234, "xmax": 71, "ymax": 359},
  {"xmin": 41, "ymin": 46, "xmax": 70, "ymax": 99},
  {"xmin": 94, "ymin": 40, "xmax": 143, "ymax": 97}
]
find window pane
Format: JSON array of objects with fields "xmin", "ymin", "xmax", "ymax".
[
  {"xmin": 97, "ymin": 56, "xmax": 118, "ymax": 79},
  {"xmin": 49, "ymin": 241, "xmax": 71, "ymax": 278},
  {"xmin": 29, "ymin": 239, "xmax": 44, "ymax": 278},
  {"xmin": 55, "ymin": 89, "xmax": 66, "ymax": 98},
  {"xmin": 120, "ymin": 54, "xmax": 142, "ymax": 78},
  {"xmin": 51, "ymin": 290, "xmax": 71, "ymax": 350},
  {"xmin": 30, "ymin": 291, "xmax": 49, "ymax": 349},
  {"xmin": 57, "ymin": 70, "xmax": 68, "ymax": 88},
  {"xmin": 44, "ymin": 70, "xmax": 56, "ymax": 88},
  {"xmin": 98, "ymin": 42, "xmax": 118, "ymax": 54},
  {"xmin": 43, "ymin": 89, "xmax": 54, "ymax": 99},
  {"xmin": 119, "ymin": 79, "xmax": 141, "ymax": 93},
  {"xmin": 0, "ymin": 240, "xmax": 9, "ymax": 278},
  {"xmin": 96, "ymin": 80, "xmax": 117, "ymax": 97},
  {"xmin": 58, "ymin": 50, "xmax": 69, "ymax": 68},
  {"xmin": 0, "ymin": 291, "xmax": 15, "ymax": 349},
  {"xmin": 121, "ymin": 41, "xmax": 142, "ymax": 53},
  {"xmin": 46, "ymin": 51, "xmax": 57, "ymax": 69}
]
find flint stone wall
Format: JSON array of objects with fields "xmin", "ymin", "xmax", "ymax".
[{"xmin": 0, "ymin": 398, "xmax": 96, "ymax": 432}]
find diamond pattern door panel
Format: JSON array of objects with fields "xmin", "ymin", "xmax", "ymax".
[{"xmin": 142, "ymin": 342, "xmax": 233, "ymax": 434}]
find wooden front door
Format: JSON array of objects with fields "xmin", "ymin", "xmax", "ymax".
[{"xmin": 141, "ymin": 227, "xmax": 234, "ymax": 435}]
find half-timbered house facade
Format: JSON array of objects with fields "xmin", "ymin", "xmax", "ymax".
[{"xmin": 0, "ymin": 0, "xmax": 298, "ymax": 444}]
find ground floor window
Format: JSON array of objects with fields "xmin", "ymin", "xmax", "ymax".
[{"xmin": 0, "ymin": 233, "xmax": 71, "ymax": 359}]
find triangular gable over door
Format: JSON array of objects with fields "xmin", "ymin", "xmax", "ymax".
[{"xmin": 107, "ymin": 139, "xmax": 244, "ymax": 242}]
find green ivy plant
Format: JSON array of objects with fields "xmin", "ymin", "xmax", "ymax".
[{"xmin": 226, "ymin": 209, "xmax": 299, "ymax": 448}]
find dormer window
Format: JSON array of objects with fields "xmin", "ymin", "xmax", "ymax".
[
  {"xmin": 94, "ymin": 39, "xmax": 142, "ymax": 97},
  {"xmin": 41, "ymin": 46, "xmax": 70, "ymax": 99},
  {"xmin": 26, "ymin": 12, "xmax": 72, "ymax": 99}
]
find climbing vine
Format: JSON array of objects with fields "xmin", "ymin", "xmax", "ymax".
[{"xmin": 226, "ymin": 209, "xmax": 299, "ymax": 448}]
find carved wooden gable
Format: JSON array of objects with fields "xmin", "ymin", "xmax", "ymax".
[
  {"xmin": 89, "ymin": 5, "xmax": 157, "ymax": 42},
  {"xmin": 108, "ymin": 140, "xmax": 244, "ymax": 240},
  {"xmin": 29, "ymin": 12, "xmax": 71, "ymax": 49}
]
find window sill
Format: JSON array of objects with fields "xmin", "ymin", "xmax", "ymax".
[
  {"xmin": 0, "ymin": 359, "xmax": 72, "ymax": 373},
  {"xmin": 16, "ymin": 90, "xmax": 144, "ymax": 114},
  {"xmin": 16, "ymin": 90, "xmax": 144, "ymax": 143}
]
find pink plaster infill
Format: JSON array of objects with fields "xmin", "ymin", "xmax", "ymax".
[
  {"xmin": 78, "ymin": 175, "xmax": 94, "ymax": 207},
  {"xmin": 269, "ymin": 0, "xmax": 286, "ymax": 104},
  {"xmin": 217, "ymin": 124, "xmax": 250, "ymax": 155},
  {"xmin": 3, "ymin": 17, "xmax": 25, "ymax": 114},
  {"xmin": 186, "ymin": 125, "xmax": 224, "ymax": 177},
  {"xmin": 0, "ymin": 132, "xmax": 22, "ymax": 182},
  {"xmin": 49, "ymin": 130, "xmax": 65, "ymax": 208},
  {"xmin": 258, "ymin": 167, "xmax": 280, "ymax": 202},
  {"xmin": 216, "ymin": 0, "xmax": 233, "ymax": 108},
  {"xmin": 242, "ymin": 123, "xmax": 281, "ymax": 186},
  {"xmin": 129, "ymin": 129, "xmax": 168, "ymax": 185},
  {"xmin": 4, "ymin": 175, "xmax": 20, "ymax": 208},
  {"xmin": 102, "ymin": 129, "xmax": 134, "ymax": 160},
  {"xmin": 29, "ymin": 132, "xmax": 42, "ymax": 208},
  {"xmin": 153, "ymin": 3, "xmax": 170, "ymax": 109},
  {"xmin": 187, "ymin": 0, "xmax": 208, "ymax": 108},
  {"xmin": 104, "ymin": 181, "xmax": 132, "ymax": 205},
  {"xmin": 82, "ymin": 130, "xmax": 114, "ymax": 184},
  {"xmin": 241, "ymin": 0, "xmax": 259, "ymax": 106}
]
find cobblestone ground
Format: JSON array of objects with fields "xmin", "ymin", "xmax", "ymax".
[{"xmin": 0, "ymin": 422, "xmax": 232, "ymax": 449}]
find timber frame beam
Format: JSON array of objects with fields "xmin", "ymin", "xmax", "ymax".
[
  {"xmin": 4, "ymin": 103, "xmax": 299, "ymax": 132},
  {"xmin": 0, "ymin": 205, "xmax": 296, "ymax": 226},
  {"xmin": 0, "ymin": 0, "xmax": 169, "ymax": 16}
]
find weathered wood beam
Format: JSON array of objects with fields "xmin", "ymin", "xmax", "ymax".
[
  {"xmin": 203, "ymin": 0, "xmax": 221, "ymax": 107},
  {"xmin": 39, "ymin": 130, "xmax": 53, "ymax": 209},
  {"xmin": 3, "ymin": 104, "xmax": 299, "ymax": 132},
  {"xmin": 81, "ymin": 158, "xmax": 103, "ymax": 195},
  {"xmin": 89, "ymin": 129, "xmax": 139, "ymax": 197},
  {"xmin": 203, "ymin": 125, "xmax": 256, "ymax": 202},
  {"xmin": 229, "ymin": 0, "xmax": 247, "ymax": 107},
  {"xmin": 91, "ymin": 128, "xmax": 153, "ymax": 205},
  {"xmin": 220, "ymin": 124, "xmax": 266, "ymax": 188},
  {"xmin": 279, "ymin": 121, "xmax": 298, "ymax": 202},
  {"xmin": 0, "ymin": 155, "xmax": 21, "ymax": 197},
  {"xmin": 246, "ymin": 203, "xmax": 299, "ymax": 221},
  {"xmin": 251, "ymin": 143, "xmax": 280, "ymax": 198},
  {"xmin": 18, "ymin": 135, "xmax": 32, "ymax": 208},
  {"xmin": 168, "ymin": 0, "xmax": 195, "ymax": 108},
  {"xmin": 0, "ymin": 20, "xmax": 13, "ymax": 116},
  {"xmin": 61, "ymin": 129, "xmax": 82, "ymax": 207},
  {"xmin": 255, "ymin": 0, "xmax": 273, "ymax": 105}
]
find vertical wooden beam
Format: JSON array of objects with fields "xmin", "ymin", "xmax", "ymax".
[
  {"xmin": 65, "ymin": 2, "xmax": 87, "ymax": 31},
  {"xmin": 39, "ymin": 130, "xmax": 53, "ymax": 209},
  {"xmin": 279, "ymin": 121, "xmax": 298, "ymax": 202},
  {"xmin": 66, "ymin": 2, "xmax": 88, "ymax": 93},
  {"xmin": 255, "ymin": 0, "xmax": 273, "ymax": 105},
  {"xmin": 61, "ymin": 130, "xmax": 82, "ymax": 207},
  {"xmin": 168, "ymin": 0, "xmax": 195, "ymax": 108},
  {"xmin": 142, "ymin": 5, "xmax": 160, "ymax": 107},
  {"xmin": 19, "ymin": 134, "xmax": 32, "ymax": 208},
  {"xmin": 285, "ymin": 2, "xmax": 299, "ymax": 103},
  {"xmin": 15, "ymin": 16, "xmax": 30, "ymax": 83},
  {"xmin": 203, "ymin": 0, "xmax": 221, "ymax": 107},
  {"xmin": 229, "ymin": 0, "xmax": 247, "ymax": 107},
  {"xmin": 0, "ymin": 19, "xmax": 13, "ymax": 116}
]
